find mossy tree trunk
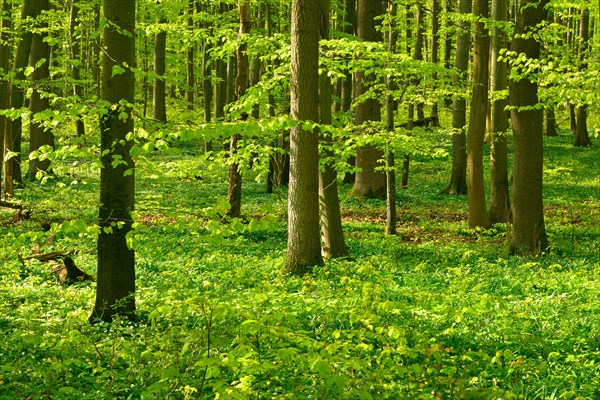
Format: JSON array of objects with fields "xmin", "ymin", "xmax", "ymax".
[{"xmin": 90, "ymin": 0, "xmax": 136, "ymax": 323}]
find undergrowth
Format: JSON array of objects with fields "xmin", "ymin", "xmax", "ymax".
[{"xmin": 0, "ymin": 131, "xmax": 599, "ymax": 399}]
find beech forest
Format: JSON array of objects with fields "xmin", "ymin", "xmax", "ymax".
[{"xmin": 0, "ymin": 0, "xmax": 599, "ymax": 398}]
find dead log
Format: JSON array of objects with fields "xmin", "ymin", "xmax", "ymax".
[
  {"xmin": 50, "ymin": 256, "xmax": 94, "ymax": 285},
  {"xmin": 18, "ymin": 250, "xmax": 77, "ymax": 265},
  {"xmin": 0, "ymin": 200, "xmax": 24, "ymax": 210},
  {"xmin": 0, "ymin": 200, "xmax": 31, "ymax": 219}
]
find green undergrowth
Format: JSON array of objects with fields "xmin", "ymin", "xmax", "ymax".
[{"xmin": 1, "ymin": 131, "xmax": 599, "ymax": 399}]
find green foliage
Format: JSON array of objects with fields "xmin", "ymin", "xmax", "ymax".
[{"xmin": 1, "ymin": 131, "xmax": 600, "ymax": 399}]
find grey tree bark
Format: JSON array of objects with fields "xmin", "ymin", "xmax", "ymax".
[{"xmin": 286, "ymin": 0, "xmax": 323, "ymax": 274}]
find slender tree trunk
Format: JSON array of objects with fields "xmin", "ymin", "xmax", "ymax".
[
  {"xmin": 266, "ymin": 1, "xmax": 277, "ymax": 193},
  {"xmin": 352, "ymin": 0, "xmax": 384, "ymax": 199},
  {"xmin": 286, "ymin": 0, "xmax": 323, "ymax": 274},
  {"xmin": 489, "ymin": 0, "xmax": 511, "ymax": 223},
  {"xmin": 202, "ymin": 38, "xmax": 213, "ymax": 151},
  {"xmin": 186, "ymin": 0, "xmax": 195, "ymax": 111},
  {"xmin": 413, "ymin": 2, "xmax": 425, "ymax": 121},
  {"xmin": 153, "ymin": 15, "xmax": 167, "ymax": 123},
  {"xmin": 466, "ymin": 0, "xmax": 491, "ymax": 229},
  {"xmin": 429, "ymin": 0, "xmax": 440, "ymax": 126},
  {"xmin": 341, "ymin": 0, "xmax": 356, "ymax": 184},
  {"xmin": 69, "ymin": 0, "xmax": 85, "ymax": 137},
  {"xmin": 574, "ymin": 8, "xmax": 592, "ymax": 147},
  {"xmin": 443, "ymin": 0, "xmax": 470, "ymax": 195},
  {"xmin": 509, "ymin": 0, "xmax": 549, "ymax": 254},
  {"xmin": 90, "ymin": 0, "xmax": 136, "ymax": 323},
  {"xmin": 28, "ymin": 0, "xmax": 53, "ymax": 181},
  {"xmin": 385, "ymin": 1, "xmax": 398, "ymax": 235},
  {"xmin": 319, "ymin": 0, "xmax": 347, "ymax": 258},
  {"xmin": 227, "ymin": 0, "xmax": 250, "ymax": 218},
  {"xmin": 0, "ymin": 0, "xmax": 10, "ymax": 194},
  {"xmin": 401, "ymin": 106, "xmax": 413, "ymax": 188}
]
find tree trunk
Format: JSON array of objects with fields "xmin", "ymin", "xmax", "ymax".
[
  {"xmin": 443, "ymin": 0, "xmax": 470, "ymax": 195},
  {"xmin": 574, "ymin": 8, "xmax": 592, "ymax": 147},
  {"xmin": 509, "ymin": 0, "xmax": 549, "ymax": 255},
  {"xmin": 385, "ymin": 1, "xmax": 398, "ymax": 235},
  {"xmin": 27, "ymin": 0, "xmax": 53, "ymax": 181},
  {"xmin": 186, "ymin": 0, "xmax": 195, "ymax": 111},
  {"xmin": 202, "ymin": 38, "xmax": 213, "ymax": 152},
  {"xmin": 6, "ymin": 0, "xmax": 34, "ymax": 186},
  {"xmin": 429, "ymin": 0, "xmax": 440, "ymax": 126},
  {"xmin": 153, "ymin": 15, "xmax": 167, "ymax": 123},
  {"xmin": 413, "ymin": 2, "xmax": 425, "ymax": 121},
  {"xmin": 466, "ymin": 0, "xmax": 491, "ymax": 229},
  {"xmin": 319, "ymin": 0, "xmax": 347, "ymax": 258},
  {"xmin": 341, "ymin": 0, "xmax": 355, "ymax": 184},
  {"xmin": 544, "ymin": 107, "xmax": 557, "ymax": 136},
  {"xmin": 69, "ymin": 0, "xmax": 85, "ymax": 137},
  {"xmin": 489, "ymin": 0, "xmax": 511, "ymax": 224},
  {"xmin": 227, "ymin": 0, "xmax": 250, "ymax": 218},
  {"xmin": 90, "ymin": 0, "xmax": 136, "ymax": 323},
  {"xmin": 0, "ymin": 0, "xmax": 11, "ymax": 194},
  {"xmin": 286, "ymin": 0, "xmax": 323, "ymax": 274},
  {"xmin": 352, "ymin": 0, "xmax": 384, "ymax": 199}
]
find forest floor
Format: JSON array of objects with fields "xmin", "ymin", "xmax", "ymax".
[{"xmin": 1, "ymin": 129, "xmax": 599, "ymax": 399}]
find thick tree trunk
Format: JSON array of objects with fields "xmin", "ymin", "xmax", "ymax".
[
  {"xmin": 319, "ymin": 0, "xmax": 347, "ymax": 258},
  {"xmin": 90, "ymin": 0, "xmax": 136, "ymax": 323},
  {"xmin": 227, "ymin": 0, "xmax": 250, "ymax": 218},
  {"xmin": 489, "ymin": 0, "xmax": 511, "ymax": 224},
  {"xmin": 467, "ymin": 0, "xmax": 491, "ymax": 229},
  {"xmin": 509, "ymin": 0, "xmax": 549, "ymax": 254},
  {"xmin": 153, "ymin": 17, "xmax": 167, "ymax": 123},
  {"xmin": 352, "ymin": 0, "xmax": 384, "ymax": 199},
  {"xmin": 286, "ymin": 0, "xmax": 323, "ymax": 274},
  {"xmin": 28, "ymin": 0, "xmax": 53, "ymax": 181},
  {"xmin": 544, "ymin": 107, "xmax": 558, "ymax": 136},
  {"xmin": 6, "ymin": 0, "xmax": 34, "ymax": 186},
  {"xmin": 443, "ymin": 0, "xmax": 471, "ymax": 195}
]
